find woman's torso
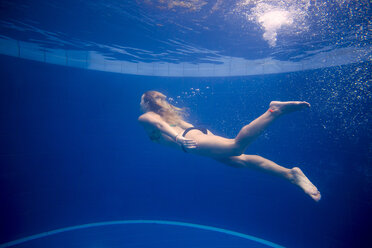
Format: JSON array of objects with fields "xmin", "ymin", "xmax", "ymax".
[{"xmin": 140, "ymin": 112, "xmax": 212, "ymax": 150}]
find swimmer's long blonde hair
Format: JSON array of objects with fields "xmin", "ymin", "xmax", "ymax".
[{"xmin": 140, "ymin": 91, "xmax": 188, "ymax": 128}]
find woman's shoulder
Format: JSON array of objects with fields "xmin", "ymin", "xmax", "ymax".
[{"xmin": 138, "ymin": 112, "xmax": 162, "ymax": 123}]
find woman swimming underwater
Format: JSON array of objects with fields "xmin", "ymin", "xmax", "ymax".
[{"xmin": 138, "ymin": 90, "xmax": 321, "ymax": 202}]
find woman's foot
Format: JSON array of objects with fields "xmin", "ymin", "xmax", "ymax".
[
  {"xmin": 289, "ymin": 167, "xmax": 321, "ymax": 202},
  {"xmin": 269, "ymin": 101, "xmax": 311, "ymax": 116}
]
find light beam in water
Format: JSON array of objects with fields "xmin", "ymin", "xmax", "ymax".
[{"xmin": 258, "ymin": 10, "xmax": 293, "ymax": 46}]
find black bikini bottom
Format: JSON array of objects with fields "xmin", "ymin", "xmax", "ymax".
[{"xmin": 181, "ymin": 127, "xmax": 208, "ymax": 152}]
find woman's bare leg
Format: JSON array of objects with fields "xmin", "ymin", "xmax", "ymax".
[
  {"xmin": 218, "ymin": 155, "xmax": 321, "ymax": 202},
  {"xmin": 187, "ymin": 101, "xmax": 310, "ymax": 157},
  {"xmin": 234, "ymin": 101, "xmax": 311, "ymax": 152}
]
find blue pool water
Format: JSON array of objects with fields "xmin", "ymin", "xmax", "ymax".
[{"xmin": 0, "ymin": 1, "xmax": 371, "ymax": 248}]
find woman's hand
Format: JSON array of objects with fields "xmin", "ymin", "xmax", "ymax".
[{"xmin": 175, "ymin": 135, "xmax": 197, "ymax": 149}]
